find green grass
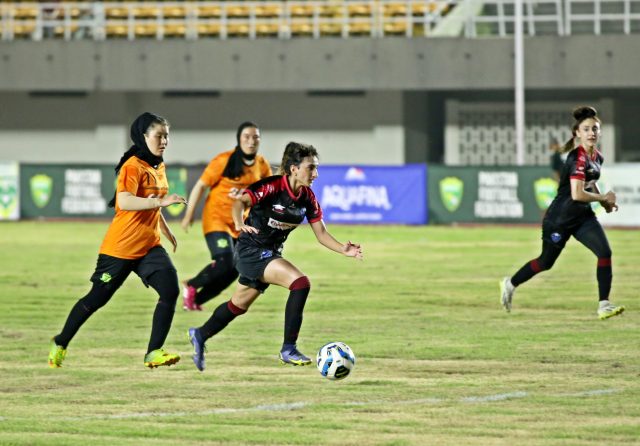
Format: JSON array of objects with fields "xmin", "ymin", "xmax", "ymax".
[{"xmin": 0, "ymin": 221, "xmax": 638, "ymax": 445}]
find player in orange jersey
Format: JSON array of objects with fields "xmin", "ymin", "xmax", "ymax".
[
  {"xmin": 180, "ymin": 122, "xmax": 272, "ymax": 311},
  {"xmin": 48, "ymin": 112, "xmax": 187, "ymax": 369}
]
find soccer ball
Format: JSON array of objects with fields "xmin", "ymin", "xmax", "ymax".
[{"xmin": 316, "ymin": 342, "xmax": 356, "ymax": 380}]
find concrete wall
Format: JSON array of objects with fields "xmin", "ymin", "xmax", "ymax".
[{"xmin": 1, "ymin": 35, "xmax": 639, "ymax": 164}]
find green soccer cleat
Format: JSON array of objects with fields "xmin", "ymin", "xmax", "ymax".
[
  {"xmin": 48, "ymin": 339, "xmax": 67, "ymax": 368},
  {"xmin": 597, "ymin": 301, "xmax": 625, "ymax": 320},
  {"xmin": 144, "ymin": 349, "xmax": 181, "ymax": 369}
]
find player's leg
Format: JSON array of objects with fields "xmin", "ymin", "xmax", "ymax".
[
  {"xmin": 183, "ymin": 233, "xmax": 236, "ymax": 311},
  {"xmin": 574, "ymin": 218, "xmax": 624, "ymax": 319},
  {"xmin": 501, "ymin": 225, "xmax": 564, "ymax": 312},
  {"xmin": 49, "ymin": 255, "xmax": 130, "ymax": 368},
  {"xmin": 137, "ymin": 247, "xmax": 181, "ymax": 368},
  {"xmin": 188, "ymin": 283, "xmax": 259, "ymax": 371},
  {"xmin": 262, "ymin": 258, "xmax": 312, "ymax": 366}
]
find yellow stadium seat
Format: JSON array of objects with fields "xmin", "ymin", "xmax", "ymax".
[
  {"xmin": 53, "ymin": 23, "xmax": 80, "ymax": 38},
  {"xmin": 290, "ymin": 22, "xmax": 314, "ymax": 36},
  {"xmin": 348, "ymin": 3, "xmax": 371, "ymax": 17},
  {"xmin": 197, "ymin": 23, "xmax": 221, "ymax": 37},
  {"xmin": 256, "ymin": 22, "xmax": 280, "ymax": 37},
  {"xmin": 12, "ymin": 6, "xmax": 38, "ymax": 20},
  {"xmin": 319, "ymin": 4, "xmax": 343, "ymax": 18},
  {"xmin": 197, "ymin": 5, "xmax": 222, "ymax": 18},
  {"xmin": 412, "ymin": 3, "xmax": 431, "ymax": 16},
  {"xmin": 105, "ymin": 6, "xmax": 129, "ymax": 19},
  {"xmin": 105, "ymin": 24, "xmax": 128, "ymax": 38},
  {"xmin": 12, "ymin": 22, "xmax": 36, "ymax": 38},
  {"xmin": 384, "ymin": 3, "xmax": 408, "ymax": 17},
  {"xmin": 349, "ymin": 22, "xmax": 372, "ymax": 36},
  {"xmin": 164, "ymin": 23, "xmax": 186, "ymax": 38},
  {"xmin": 289, "ymin": 4, "xmax": 314, "ymax": 17},
  {"xmin": 163, "ymin": 5, "xmax": 187, "ymax": 19},
  {"xmin": 227, "ymin": 23, "xmax": 250, "ymax": 37},
  {"xmin": 135, "ymin": 23, "xmax": 158, "ymax": 38},
  {"xmin": 226, "ymin": 5, "xmax": 250, "ymax": 18},
  {"xmin": 383, "ymin": 21, "xmax": 408, "ymax": 35},
  {"xmin": 133, "ymin": 6, "xmax": 159, "ymax": 19},
  {"xmin": 319, "ymin": 23, "xmax": 342, "ymax": 36},
  {"xmin": 255, "ymin": 4, "xmax": 282, "ymax": 18}
]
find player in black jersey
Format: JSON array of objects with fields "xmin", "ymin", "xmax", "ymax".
[
  {"xmin": 187, "ymin": 142, "xmax": 363, "ymax": 371},
  {"xmin": 500, "ymin": 106, "xmax": 624, "ymax": 320}
]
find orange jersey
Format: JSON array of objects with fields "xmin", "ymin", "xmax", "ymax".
[
  {"xmin": 100, "ymin": 157, "xmax": 169, "ymax": 259},
  {"xmin": 200, "ymin": 149, "xmax": 272, "ymax": 237}
]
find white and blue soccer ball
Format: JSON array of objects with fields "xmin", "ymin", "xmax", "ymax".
[{"xmin": 316, "ymin": 342, "xmax": 356, "ymax": 380}]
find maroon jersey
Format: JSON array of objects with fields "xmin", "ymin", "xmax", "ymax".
[
  {"xmin": 240, "ymin": 175, "xmax": 323, "ymax": 252},
  {"xmin": 545, "ymin": 146, "xmax": 603, "ymax": 227}
]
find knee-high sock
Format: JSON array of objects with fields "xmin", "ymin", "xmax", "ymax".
[
  {"xmin": 283, "ymin": 276, "xmax": 311, "ymax": 346},
  {"xmin": 199, "ymin": 300, "xmax": 246, "ymax": 341},
  {"xmin": 55, "ymin": 284, "xmax": 116, "ymax": 348},
  {"xmin": 597, "ymin": 257, "xmax": 612, "ymax": 301},
  {"xmin": 146, "ymin": 270, "xmax": 179, "ymax": 353}
]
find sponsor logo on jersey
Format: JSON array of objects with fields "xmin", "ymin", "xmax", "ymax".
[
  {"xmin": 260, "ymin": 250, "xmax": 274, "ymax": 259},
  {"xmin": 272, "ymin": 204, "xmax": 286, "ymax": 214},
  {"xmin": 267, "ymin": 217, "xmax": 299, "ymax": 230}
]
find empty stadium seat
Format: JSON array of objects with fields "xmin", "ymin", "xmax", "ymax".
[
  {"xmin": 289, "ymin": 4, "xmax": 314, "ymax": 18},
  {"xmin": 289, "ymin": 21, "xmax": 314, "ymax": 36},
  {"xmin": 255, "ymin": 4, "xmax": 282, "ymax": 18},
  {"xmin": 256, "ymin": 22, "xmax": 280, "ymax": 37},
  {"xmin": 197, "ymin": 23, "xmax": 221, "ymax": 37}
]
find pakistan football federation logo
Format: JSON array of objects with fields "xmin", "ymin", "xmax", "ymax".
[
  {"xmin": 533, "ymin": 178, "xmax": 558, "ymax": 210},
  {"xmin": 439, "ymin": 176, "xmax": 464, "ymax": 212},
  {"xmin": 30, "ymin": 174, "xmax": 53, "ymax": 208}
]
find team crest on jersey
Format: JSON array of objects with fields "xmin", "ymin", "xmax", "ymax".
[{"xmin": 272, "ymin": 204, "xmax": 286, "ymax": 214}]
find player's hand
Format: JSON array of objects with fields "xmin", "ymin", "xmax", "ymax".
[
  {"xmin": 601, "ymin": 201, "xmax": 619, "ymax": 213},
  {"xmin": 166, "ymin": 231, "xmax": 178, "ymax": 253},
  {"xmin": 602, "ymin": 191, "xmax": 617, "ymax": 207},
  {"xmin": 159, "ymin": 193, "xmax": 187, "ymax": 207},
  {"xmin": 180, "ymin": 215, "xmax": 193, "ymax": 233},
  {"xmin": 343, "ymin": 241, "xmax": 363, "ymax": 260},
  {"xmin": 237, "ymin": 224, "xmax": 259, "ymax": 234}
]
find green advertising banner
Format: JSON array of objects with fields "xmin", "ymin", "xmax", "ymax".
[
  {"xmin": 19, "ymin": 164, "xmax": 202, "ymax": 220},
  {"xmin": 428, "ymin": 166, "xmax": 558, "ymax": 224},
  {"xmin": 0, "ymin": 162, "xmax": 20, "ymax": 220}
]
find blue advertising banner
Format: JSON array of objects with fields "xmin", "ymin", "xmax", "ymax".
[{"xmin": 311, "ymin": 164, "xmax": 427, "ymax": 224}]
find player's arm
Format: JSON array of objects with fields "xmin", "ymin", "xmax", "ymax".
[
  {"xmin": 117, "ymin": 191, "xmax": 186, "ymax": 211},
  {"xmin": 309, "ymin": 220, "xmax": 363, "ymax": 260},
  {"xmin": 232, "ymin": 193, "xmax": 258, "ymax": 234},
  {"xmin": 181, "ymin": 179, "xmax": 209, "ymax": 232},
  {"xmin": 159, "ymin": 211, "xmax": 178, "ymax": 252}
]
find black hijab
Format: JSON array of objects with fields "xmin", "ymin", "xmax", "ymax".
[
  {"xmin": 108, "ymin": 112, "xmax": 167, "ymax": 208},
  {"xmin": 222, "ymin": 121, "xmax": 259, "ymax": 179}
]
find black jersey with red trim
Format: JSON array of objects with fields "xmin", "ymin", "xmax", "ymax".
[
  {"xmin": 240, "ymin": 175, "xmax": 323, "ymax": 252},
  {"xmin": 545, "ymin": 146, "xmax": 603, "ymax": 227}
]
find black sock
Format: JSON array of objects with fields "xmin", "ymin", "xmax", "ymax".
[
  {"xmin": 597, "ymin": 258, "xmax": 612, "ymax": 301},
  {"xmin": 199, "ymin": 300, "xmax": 246, "ymax": 341},
  {"xmin": 146, "ymin": 271, "xmax": 179, "ymax": 354},
  {"xmin": 55, "ymin": 284, "xmax": 115, "ymax": 348},
  {"xmin": 511, "ymin": 259, "xmax": 542, "ymax": 287},
  {"xmin": 283, "ymin": 277, "xmax": 311, "ymax": 346}
]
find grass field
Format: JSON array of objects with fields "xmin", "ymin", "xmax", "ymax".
[{"xmin": 0, "ymin": 221, "xmax": 638, "ymax": 446}]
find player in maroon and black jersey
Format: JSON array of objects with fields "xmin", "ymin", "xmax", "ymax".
[
  {"xmin": 500, "ymin": 106, "xmax": 624, "ymax": 320},
  {"xmin": 187, "ymin": 142, "xmax": 363, "ymax": 371}
]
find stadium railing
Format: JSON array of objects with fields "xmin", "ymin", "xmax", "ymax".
[{"xmin": 0, "ymin": 0, "xmax": 638, "ymax": 41}]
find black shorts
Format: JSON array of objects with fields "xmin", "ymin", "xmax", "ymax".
[
  {"xmin": 90, "ymin": 246, "xmax": 176, "ymax": 290},
  {"xmin": 542, "ymin": 215, "xmax": 599, "ymax": 249},
  {"xmin": 204, "ymin": 231, "xmax": 236, "ymax": 259},
  {"xmin": 233, "ymin": 243, "xmax": 281, "ymax": 293}
]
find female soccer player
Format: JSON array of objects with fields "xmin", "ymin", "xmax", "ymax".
[
  {"xmin": 500, "ymin": 106, "xmax": 624, "ymax": 320},
  {"xmin": 48, "ymin": 112, "xmax": 187, "ymax": 369},
  {"xmin": 180, "ymin": 122, "xmax": 272, "ymax": 311},
  {"xmin": 187, "ymin": 142, "xmax": 363, "ymax": 371}
]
